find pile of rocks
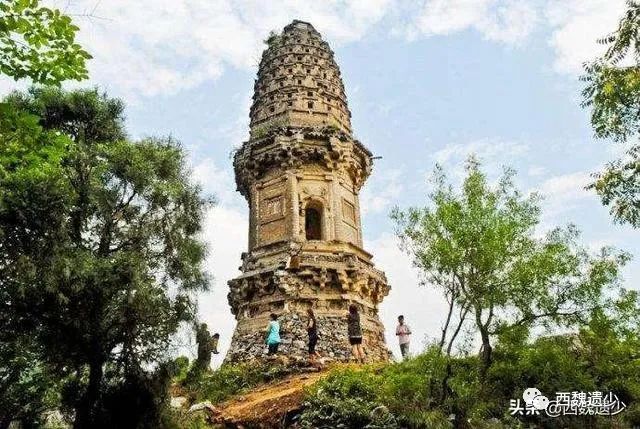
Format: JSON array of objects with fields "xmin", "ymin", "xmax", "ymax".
[{"xmin": 225, "ymin": 312, "xmax": 389, "ymax": 363}]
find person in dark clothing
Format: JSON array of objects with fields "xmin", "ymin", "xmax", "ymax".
[
  {"xmin": 347, "ymin": 304, "xmax": 365, "ymax": 364},
  {"xmin": 306, "ymin": 308, "xmax": 320, "ymax": 363},
  {"xmin": 195, "ymin": 323, "xmax": 219, "ymax": 372}
]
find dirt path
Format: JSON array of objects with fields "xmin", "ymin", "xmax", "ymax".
[{"xmin": 212, "ymin": 370, "xmax": 329, "ymax": 427}]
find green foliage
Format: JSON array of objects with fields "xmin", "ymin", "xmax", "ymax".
[
  {"xmin": 0, "ymin": 0, "xmax": 91, "ymax": 84},
  {"xmin": 264, "ymin": 30, "xmax": 282, "ymax": 48},
  {"xmin": 582, "ymin": 1, "xmax": 640, "ymax": 142},
  {"xmin": 0, "ymin": 87, "xmax": 212, "ymax": 428},
  {"xmin": 487, "ymin": 307, "xmax": 640, "ymax": 428},
  {"xmin": 95, "ymin": 365, "xmax": 176, "ymax": 429},
  {"xmin": 250, "ymin": 117, "xmax": 287, "ymax": 139},
  {"xmin": 581, "ymin": 1, "xmax": 640, "ymax": 227},
  {"xmin": 163, "ymin": 410, "xmax": 210, "ymax": 429},
  {"xmin": 378, "ymin": 350, "xmax": 447, "ymax": 413},
  {"xmin": 0, "ymin": 97, "xmax": 71, "ymax": 426},
  {"xmin": 0, "ymin": 101, "xmax": 68, "ymax": 181},
  {"xmin": 0, "ymin": 338, "xmax": 63, "ymax": 428},
  {"xmin": 588, "ymin": 144, "xmax": 640, "ymax": 227},
  {"xmin": 172, "ymin": 356, "xmax": 191, "ymax": 383},
  {"xmin": 300, "ymin": 314, "xmax": 640, "ymax": 429},
  {"xmin": 300, "ymin": 367, "xmax": 397, "ymax": 429},
  {"xmin": 183, "ymin": 361, "xmax": 290, "ymax": 405},
  {"xmin": 391, "ymin": 158, "xmax": 630, "ymax": 382}
]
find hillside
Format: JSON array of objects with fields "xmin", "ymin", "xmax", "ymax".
[
  {"xmin": 170, "ymin": 360, "xmax": 337, "ymax": 428},
  {"xmin": 210, "ymin": 370, "xmax": 327, "ymax": 427}
]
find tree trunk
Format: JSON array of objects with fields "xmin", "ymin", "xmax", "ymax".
[
  {"xmin": 440, "ymin": 359, "xmax": 454, "ymax": 403},
  {"xmin": 0, "ymin": 416, "xmax": 14, "ymax": 429},
  {"xmin": 479, "ymin": 327, "xmax": 492, "ymax": 382},
  {"xmin": 438, "ymin": 292, "xmax": 455, "ymax": 351},
  {"xmin": 74, "ymin": 358, "xmax": 103, "ymax": 429}
]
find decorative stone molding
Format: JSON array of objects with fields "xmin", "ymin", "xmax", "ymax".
[{"xmin": 233, "ymin": 126, "xmax": 372, "ymax": 199}]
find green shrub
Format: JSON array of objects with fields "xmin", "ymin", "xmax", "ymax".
[
  {"xmin": 299, "ymin": 327, "xmax": 640, "ymax": 429},
  {"xmin": 380, "ymin": 348, "xmax": 447, "ymax": 412},
  {"xmin": 299, "ymin": 367, "xmax": 395, "ymax": 429},
  {"xmin": 183, "ymin": 361, "xmax": 290, "ymax": 404},
  {"xmin": 172, "ymin": 356, "xmax": 190, "ymax": 383},
  {"xmin": 163, "ymin": 409, "xmax": 210, "ymax": 429}
]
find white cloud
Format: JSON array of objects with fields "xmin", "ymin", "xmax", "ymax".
[
  {"xmin": 0, "ymin": 0, "xmax": 391, "ymax": 103},
  {"xmin": 432, "ymin": 138, "xmax": 529, "ymax": 165},
  {"xmin": 360, "ymin": 167, "xmax": 404, "ymax": 215},
  {"xmin": 366, "ymin": 233, "xmax": 449, "ymax": 358},
  {"xmin": 1, "ymin": 0, "xmax": 627, "ymax": 101},
  {"xmin": 192, "ymin": 158, "xmax": 241, "ymax": 208},
  {"xmin": 400, "ymin": 0, "xmax": 627, "ymax": 75},
  {"xmin": 197, "ymin": 204, "xmax": 248, "ymax": 367},
  {"xmin": 527, "ymin": 165, "xmax": 547, "ymax": 177},
  {"xmin": 537, "ymin": 170, "xmax": 591, "ymax": 202},
  {"xmin": 0, "ymin": 0, "xmax": 630, "ymax": 101},
  {"xmin": 186, "ymin": 157, "xmax": 248, "ymax": 365},
  {"xmin": 545, "ymin": 0, "xmax": 627, "ymax": 74},
  {"xmin": 406, "ymin": 0, "xmax": 538, "ymax": 45},
  {"xmin": 429, "ymin": 138, "xmax": 530, "ymax": 184},
  {"xmin": 535, "ymin": 170, "xmax": 593, "ymax": 226}
]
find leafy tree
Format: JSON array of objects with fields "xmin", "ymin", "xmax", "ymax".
[
  {"xmin": 0, "ymin": 0, "xmax": 91, "ymax": 84},
  {"xmin": 0, "ymin": 96, "xmax": 71, "ymax": 428},
  {"xmin": 391, "ymin": 158, "xmax": 630, "ymax": 382},
  {"xmin": 0, "ymin": 339, "xmax": 61, "ymax": 429},
  {"xmin": 590, "ymin": 143, "xmax": 640, "ymax": 227},
  {"xmin": 582, "ymin": 0, "xmax": 640, "ymax": 226},
  {"xmin": 0, "ymin": 87, "xmax": 212, "ymax": 428},
  {"xmin": 300, "ymin": 301, "xmax": 640, "ymax": 428},
  {"xmin": 0, "ymin": 1, "xmax": 91, "ymax": 420}
]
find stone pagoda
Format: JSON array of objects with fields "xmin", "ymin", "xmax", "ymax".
[{"xmin": 225, "ymin": 20, "xmax": 390, "ymax": 362}]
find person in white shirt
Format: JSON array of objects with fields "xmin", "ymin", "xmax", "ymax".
[{"xmin": 395, "ymin": 315, "xmax": 412, "ymax": 359}]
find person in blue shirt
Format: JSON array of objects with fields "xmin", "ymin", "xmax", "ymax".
[{"xmin": 265, "ymin": 313, "xmax": 281, "ymax": 355}]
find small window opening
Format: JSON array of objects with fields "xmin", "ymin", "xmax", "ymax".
[{"xmin": 305, "ymin": 207, "xmax": 322, "ymax": 240}]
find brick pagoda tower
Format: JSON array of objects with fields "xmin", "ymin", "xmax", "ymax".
[{"xmin": 226, "ymin": 20, "xmax": 390, "ymax": 362}]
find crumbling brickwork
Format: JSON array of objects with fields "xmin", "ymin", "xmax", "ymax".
[{"xmin": 225, "ymin": 20, "xmax": 391, "ymax": 363}]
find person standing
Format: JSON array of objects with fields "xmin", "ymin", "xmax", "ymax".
[
  {"xmin": 265, "ymin": 313, "xmax": 281, "ymax": 355},
  {"xmin": 347, "ymin": 304, "xmax": 365, "ymax": 364},
  {"xmin": 396, "ymin": 315, "xmax": 412, "ymax": 359},
  {"xmin": 195, "ymin": 323, "xmax": 220, "ymax": 372},
  {"xmin": 306, "ymin": 308, "xmax": 320, "ymax": 363}
]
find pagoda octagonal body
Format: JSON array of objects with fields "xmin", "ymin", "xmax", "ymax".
[{"xmin": 225, "ymin": 20, "xmax": 391, "ymax": 362}]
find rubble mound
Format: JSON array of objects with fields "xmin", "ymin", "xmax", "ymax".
[{"xmin": 211, "ymin": 369, "xmax": 327, "ymax": 427}]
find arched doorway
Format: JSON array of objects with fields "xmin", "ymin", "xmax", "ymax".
[{"xmin": 305, "ymin": 204, "xmax": 322, "ymax": 240}]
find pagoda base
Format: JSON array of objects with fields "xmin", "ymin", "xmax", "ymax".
[
  {"xmin": 224, "ymin": 245, "xmax": 391, "ymax": 363},
  {"xmin": 224, "ymin": 309, "xmax": 390, "ymax": 363}
]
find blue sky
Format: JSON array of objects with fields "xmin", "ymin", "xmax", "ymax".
[{"xmin": 2, "ymin": 0, "xmax": 637, "ymax": 363}]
